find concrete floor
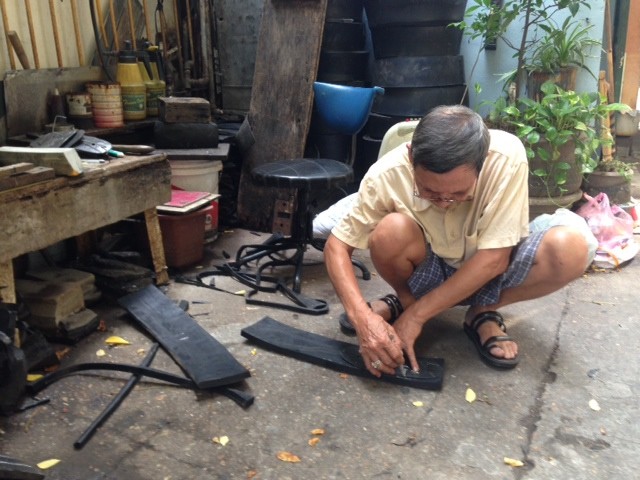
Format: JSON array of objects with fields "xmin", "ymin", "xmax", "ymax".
[{"xmin": 2, "ymin": 166, "xmax": 640, "ymax": 480}]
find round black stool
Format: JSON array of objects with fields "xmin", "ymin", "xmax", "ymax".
[{"xmin": 233, "ymin": 158, "xmax": 370, "ymax": 299}]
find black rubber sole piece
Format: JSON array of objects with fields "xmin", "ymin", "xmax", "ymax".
[
  {"xmin": 241, "ymin": 316, "xmax": 444, "ymax": 390},
  {"xmin": 118, "ymin": 285, "xmax": 250, "ymax": 389}
]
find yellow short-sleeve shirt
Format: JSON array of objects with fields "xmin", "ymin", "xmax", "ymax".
[{"xmin": 332, "ymin": 129, "xmax": 529, "ymax": 269}]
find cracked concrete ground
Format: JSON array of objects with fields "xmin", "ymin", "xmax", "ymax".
[{"xmin": 2, "ymin": 162, "xmax": 640, "ymax": 479}]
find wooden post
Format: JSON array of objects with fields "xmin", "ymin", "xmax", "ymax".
[
  {"xmin": 24, "ymin": 0, "xmax": 40, "ymax": 68},
  {"xmin": 619, "ymin": 0, "xmax": 640, "ymax": 107},
  {"xmin": 70, "ymin": 0, "xmax": 85, "ymax": 65},
  {"xmin": 0, "ymin": 0, "xmax": 16, "ymax": 70},
  {"xmin": 144, "ymin": 208, "xmax": 169, "ymax": 285},
  {"xmin": 0, "ymin": 260, "xmax": 16, "ymax": 304},
  {"xmin": 48, "ymin": 0, "xmax": 63, "ymax": 67}
]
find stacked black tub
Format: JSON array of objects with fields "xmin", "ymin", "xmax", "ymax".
[
  {"xmin": 305, "ymin": 0, "xmax": 367, "ymax": 164},
  {"xmin": 358, "ymin": 0, "xmax": 469, "ymax": 179}
]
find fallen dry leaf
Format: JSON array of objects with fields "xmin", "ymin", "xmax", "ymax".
[
  {"xmin": 412, "ymin": 400, "xmax": 424, "ymax": 407},
  {"xmin": 247, "ymin": 470, "xmax": 258, "ymax": 479},
  {"xmin": 465, "ymin": 388, "xmax": 477, "ymax": 403},
  {"xmin": 589, "ymin": 399, "xmax": 601, "ymax": 411},
  {"xmin": 251, "ymin": 348, "xmax": 257, "ymax": 355},
  {"xmin": 235, "ymin": 290, "xmax": 247, "ymax": 296},
  {"xmin": 308, "ymin": 437, "xmax": 320, "ymax": 447},
  {"xmin": 96, "ymin": 349, "xmax": 106, "ymax": 357},
  {"xmin": 310, "ymin": 429, "xmax": 325, "ymax": 436},
  {"xmin": 105, "ymin": 336, "xmax": 131, "ymax": 346},
  {"xmin": 37, "ymin": 459, "xmax": 60, "ymax": 469},
  {"xmin": 212, "ymin": 435, "xmax": 229, "ymax": 446},
  {"xmin": 276, "ymin": 451, "xmax": 301, "ymax": 463},
  {"xmin": 27, "ymin": 374, "xmax": 43, "ymax": 382},
  {"xmin": 97, "ymin": 319, "xmax": 108, "ymax": 331},
  {"xmin": 55, "ymin": 347, "xmax": 71, "ymax": 361},
  {"xmin": 339, "ymin": 373, "xmax": 349, "ymax": 379},
  {"xmin": 503, "ymin": 457, "xmax": 524, "ymax": 467}
]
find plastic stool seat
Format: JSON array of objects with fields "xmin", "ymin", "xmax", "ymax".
[{"xmin": 251, "ymin": 158, "xmax": 353, "ymax": 190}]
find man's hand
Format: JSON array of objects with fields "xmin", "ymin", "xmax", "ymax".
[
  {"xmin": 356, "ymin": 311, "xmax": 404, "ymax": 378},
  {"xmin": 391, "ymin": 312, "xmax": 424, "ymax": 373}
]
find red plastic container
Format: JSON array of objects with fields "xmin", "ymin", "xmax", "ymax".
[{"xmin": 158, "ymin": 208, "xmax": 206, "ymax": 268}]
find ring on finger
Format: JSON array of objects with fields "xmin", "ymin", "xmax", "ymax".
[{"xmin": 371, "ymin": 359, "xmax": 382, "ymax": 369}]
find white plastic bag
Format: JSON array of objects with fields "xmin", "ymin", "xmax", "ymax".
[{"xmin": 575, "ymin": 193, "xmax": 639, "ymax": 268}]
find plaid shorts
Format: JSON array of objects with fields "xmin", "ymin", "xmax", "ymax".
[{"xmin": 407, "ymin": 230, "xmax": 546, "ymax": 306}]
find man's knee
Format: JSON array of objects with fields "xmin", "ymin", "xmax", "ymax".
[
  {"xmin": 369, "ymin": 213, "xmax": 424, "ymax": 257},
  {"xmin": 539, "ymin": 226, "xmax": 590, "ymax": 275}
]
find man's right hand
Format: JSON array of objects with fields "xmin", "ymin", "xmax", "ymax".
[{"xmin": 355, "ymin": 311, "xmax": 405, "ymax": 378}]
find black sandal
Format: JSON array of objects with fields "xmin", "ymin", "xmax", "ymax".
[
  {"xmin": 338, "ymin": 294, "xmax": 404, "ymax": 335},
  {"xmin": 463, "ymin": 311, "xmax": 519, "ymax": 369}
]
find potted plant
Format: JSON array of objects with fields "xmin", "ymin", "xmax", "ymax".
[
  {"xmin": 486, "ymin": 81, "xmax": 629, "ymax": 212},
  {"xmin": 525, "ymin": 17, "xmax": 601, "ymax": 100},
  {"xmin": 455, "ymin": 0, "xmax": 593, "ymax": 99}
]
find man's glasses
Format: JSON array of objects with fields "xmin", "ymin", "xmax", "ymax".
[{"xmin": 413, "ymin": 180, "xmax": 475, "ymax": 204}]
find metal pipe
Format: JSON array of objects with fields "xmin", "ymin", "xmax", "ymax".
[
  {"xmin": 73, "ymin": 343, "xmax": 160, "ymax": 450},
  {"xmin": 0, "ymin": 0, "xmax": 16, "ymax": 70},
  {"xmin": 48, "ymin": 0, "xmax": 63, "ymax": 67},
  {"xmin": 24, "ymin": 0, "xmax": 39, "ymax": 68},
  {"xmin": 70, "ymin": 0, "xmax": 84, "ymax": 65},
  {"xmin": 172, "ymin": 0, "xmax": 185, "ymax": 87},
  {"xmin": 127, "ymin": 0, "xmax": 136, "ymax": 50},
  {"xmin": 185, "ymin": 0, "xmax": 196, "ymax": 64}
]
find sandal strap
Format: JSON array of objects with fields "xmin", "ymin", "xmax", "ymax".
[
  {"xmin": 469, "ymin": 311, "xmax": 506, "ymax": 333},
  {"xmin": 483, "ymin": 335, "xmax": 513, "ymax": 350},
  {"xmin": 379, "ymin": 294, "xmax": 403, "ymax": 322}
]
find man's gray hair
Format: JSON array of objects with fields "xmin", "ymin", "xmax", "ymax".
[{"xmin": 411, "ymin": 105, "xmax": 490, "ymax": 174}]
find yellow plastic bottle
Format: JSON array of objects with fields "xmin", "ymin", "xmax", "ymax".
[
  {"xmin": 143, "ymin": 44, "xmax": 166, "ymax": 117},
  {"xmin": 116, "ymin": 40, "xmax": 146, "ymax": 121}
]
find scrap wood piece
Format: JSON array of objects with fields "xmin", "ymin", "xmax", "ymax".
[
  {"xmin": 241, "ymin": 316, "xmax": 445, "ymax": 390},
  {"xmin": 0, "ymin": 146, "xmax": 83, "ymax": 176},
  {"xmin": 0, "ymin": 162, "xmax": 34, "ymax": 178},
  {"xmin": 0, "ymin": 166, "xmax": 55, "ymax": 192},
  {"xmin": 118, "ymin": 285, "xmax": 250, "ymax": 389}
]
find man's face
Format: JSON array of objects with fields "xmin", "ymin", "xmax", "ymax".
[
  {"xmin": 407, "ymin": 143, "xmax": 478, "ymax": 209},
  {"xmin": 412, "ymin": 164, "xmax": 477, "ymax": 209}
]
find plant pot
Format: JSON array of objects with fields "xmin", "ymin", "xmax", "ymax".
[
  {"xmin": 528, "ymin": 190, "xmax": 583, "ymax": 220},
  {"xmin": 528, "ymin": 139, "xmax": 582, "ymax": 197},
  {"xmin": 582, "ymin": 170, "xmax": 631, "ymax": 205},
  {"xmin": 526, "ymin": 67, "xmax": 577, "ymax": 101}
]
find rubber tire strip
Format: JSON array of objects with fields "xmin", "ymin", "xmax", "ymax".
[
  {"xmin": 118, "ymin": 285, "xmax": 250, "ymax": 389},
  {"xmin": 241, "ymin": 316, "xmax": 444, "ymax": 390}
]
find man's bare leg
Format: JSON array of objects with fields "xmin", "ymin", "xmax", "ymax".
[
  {"xmin": 466, "ymin": 226, "xmax": 590, "ymax": 359},
  {"xmin": 367, "ymin": 213, "xmax": 426, "ymax": 318}
]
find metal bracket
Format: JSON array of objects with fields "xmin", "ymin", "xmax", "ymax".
[{"xmin": 272, "ymin": 193, "xmax": 296, "ymax": 235}]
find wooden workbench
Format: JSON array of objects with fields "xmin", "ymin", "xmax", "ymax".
[{"xmin": 0, "ymin": 154, "xmax": 172, "ymax": 303}]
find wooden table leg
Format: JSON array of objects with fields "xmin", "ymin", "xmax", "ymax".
[
  {"xmin": 0, "ymin": 259, "xmax": 16, "ymax": 304},
  {"xmin": 144, "ymin": 208, "xmax": 169, "ymax": 285}
]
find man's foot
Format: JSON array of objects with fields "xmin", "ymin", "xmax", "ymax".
[
  {"xmin": 338, "ymin": 294, "xmax": 403, "ymax": 335},
  {"xmin": 463, "ymin": 310, "xmax": 519, "ymax": 369}
]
